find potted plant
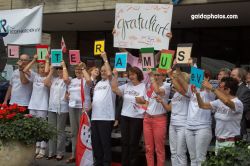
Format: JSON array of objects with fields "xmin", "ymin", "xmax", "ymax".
[
  {"xmin": 0, "ymin": 103, "xmax": 55, "ymax": 166},
  {"xmin": 202, "ymin": 141, "xmax": 250, "ymax": 166}
]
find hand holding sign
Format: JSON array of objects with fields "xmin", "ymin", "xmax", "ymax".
[
  {"xmin": 202, "ymin": 80, "xmax": 213, "ymax": 90},
  {"xmin": 190, "ymin": 66, "xmax": 204, "ymax": 88},
  {"xmin": 113, "ymin": 68, "xmax": 118, "ymax": 78}
]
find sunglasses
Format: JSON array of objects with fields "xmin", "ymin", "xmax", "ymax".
[{"xmin": 55, "ymin": 67, "xmax": 63, "ymax": 70}]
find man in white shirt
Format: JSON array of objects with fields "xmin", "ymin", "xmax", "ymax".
[{"xmin": 3, "ymin": 54, "xmax": 33, "ymax": 107}]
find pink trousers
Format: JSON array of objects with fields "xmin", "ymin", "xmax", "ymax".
[{"xmin": 143, "ymin": 116, "xmax": 167, "ymax": 166}]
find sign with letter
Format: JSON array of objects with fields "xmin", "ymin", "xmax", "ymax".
[
  {"xmin": 94, "ymin": 40, "xmax": 105, "ymax": 56},
  {"xmin": 115, "ymin": 52, "xmax": 128, "ymax": 71},
  {"xmin": 69, "ymin": 50, "xmax": 80, "ymax": 65},
  {"xmin": 190, "ymin": 66, "xmax": 204, "ymax": 88},
  {"xmin": 176, "ymin": 43, "xmax": 193, "ymax": 64},
  {"xmin": 0, "ymin": 5, "xmax": 43, "ymax": 45},
  {"xmin": 7, "ymin": 45, "xmax": 19, "ymax": 58},
  {"xmin": 114, "ymin": 3, "xmax": 173, "ymax": 50},
  {"xmin": 140, "ymin": 47, "xmax": 155, "ymax": 71},
  {"xmin": 51, "ymin": 49, "xmax": 63, "ymax": 67},
  {"xmin": 158, "ymin": 50, "xmax": 175, "ymax": 73},
  {"xmin": 36, "ymin": 45, "xmax": 48, "ymax": 62}
]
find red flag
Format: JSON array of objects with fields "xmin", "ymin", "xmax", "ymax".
[
  {"xmin": 76, "ymin": 111, "xmax": 93, "ymax": 166},
  {"xmin": 61, "ymin": 36, "xmax": 67, "ymax": 53}
]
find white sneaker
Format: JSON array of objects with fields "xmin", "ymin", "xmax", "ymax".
[{"xmin": 35, "ymin": 146, "xmax": 40, "ymax": 155}]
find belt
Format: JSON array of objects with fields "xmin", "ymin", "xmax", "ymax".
[
  {"xmin": 216, "ymin": 137, "xmax": 239, "ymax": 142},
  {"xmin": 144, "ymin": 113, "xmax": 166, "ymax": 118}
]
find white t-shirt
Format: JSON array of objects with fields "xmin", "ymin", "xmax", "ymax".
[
  {"xmin": 119, "ymin": 82, "xmax": 148, "ymax": 118},
  {"xmin": 91, "ymin": 79, "xmax": 116, "ymax": 121},
  {"xmin": 171, "ymin": 92, "xmax": 190, "ymax": 126},
  {"xmin": 49, "ymin": 77, "xmax": 69, "ymax": 113},
  {"xmin": 210, "ymin": 98, "xmax": 243, "ymax": 138},
  {"xmin": 28, "ymin": 72, "xmax": 49, "ymax": 110},
  {"xmin": 68, "ymin": 78, "xmax": 90, "ymax": 109},
  {"xmin": 186, "ymin": 85, "xmax": 216, "ymax": 130},
  {"xmin": 9, "ymin": 69, "xmax": 33, "ymax": 106},
  {"xmin": 146, "ymin": 82, "xmax": 170, "ymax": 115}
]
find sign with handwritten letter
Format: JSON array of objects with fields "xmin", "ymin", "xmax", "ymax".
[
  {"xmin": 115, "ymin": 52, "xmax": 128, "ymax": 71},
  {"xmin": 158, "ymin": 50, "xmax": 175, "ymax": 73},
  {"xmin": 51, "ymin": 49, "xmax": 63, "ymax": 67},
  {"xmin": 114, "ymin": 3, "xmax": 173, "ymax": 50},
  {"xmin": 69, "ymin": 50, "xmax": 80, "ymax": 65},
  {"xmin": 8, "ymin": 45, "xmax": 19, "ymax": 58},
  {"xmin": 176, "ymin": 43, "xmax": 193, "ymax": 64},
  {"xmin": 140, "ymin": 47, "xmax": 155, "ymax": 70},
  {"xmin": 190, "ymin": 66, "xmax": 204, "ymax": 88},
  {"xmin": 36, "ymin": 45, "xmax": 48, "ymax": 62},
  {"xmin": 94, "ymin": 40, "xmax": 105, "ymax": 56}
]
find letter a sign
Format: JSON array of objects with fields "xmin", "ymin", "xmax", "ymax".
[
  {"xmin": 140, "ymin": 47, "xmax": 155, "ymax": 71},
  {"xmin": 158, "ymin": 50, "xmax": 175, "ymax": 73},
  {"xmin": 115, "ymin": 52, "xmax": 127, "ymax": 71},
  {"xmin": 176, "ymin": 43, "xmax": 193, "ymax": 64},
  {"xmin": 190, "ymin": 66, "xmax": 204, "ymax": 88},
  {"xmin": 94, "ymin": 40, "xmax": 105, "ymax": 56}
]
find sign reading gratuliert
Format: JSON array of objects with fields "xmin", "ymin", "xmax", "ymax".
[{"xmin": 114, "ymin": 3, "xmax": 173, "ymax": 50}]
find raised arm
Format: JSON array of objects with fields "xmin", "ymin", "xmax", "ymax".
[
  {"xmin": 81, "ymin": 62, "xmax": 91, "ymax": 86},
  {"xmin": 45, "ymin": 54, "xmax": 50, "ymax": 74},
  {"xmin": 175, "ymin": 67, "xmax": 189, "ymax": 93},
  {"xmin": 61, "ymin": 61, "xmax": 70, "ymax": 85},
  {"xmin": 43, "ymin": 65, "xmax": 54, "ymax": 87},
  {"xmin": 100, "ymin": 51, "xmax": 112, "ymax": 80},
  {"xmin": 23, "ymin": 54, "xmax": 37, "ymax": 73},
  {"xmin": 202, "ymin": 80, "xmax": 236, "ymax": 110},
  {"xmin": 111, "ymin": 69, "xmax": 123, "ymax": 96},
  {"xmin": 167, "ymin": 68, "xmax": 186, "ymax": 96},
  {"xmin": 3, "ymin": 85, "xmax": 12, "ymax": 105}
]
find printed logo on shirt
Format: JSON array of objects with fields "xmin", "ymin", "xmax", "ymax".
[
  {"xmin": 94, "ymin": 85, "xmax": 108, "ymax": 91},
  {"xmin": 124, "ymin": 90, "xmax": 140, "ymax": 96}
]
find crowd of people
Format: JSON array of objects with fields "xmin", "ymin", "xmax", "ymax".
[{"xmin": 2, "ymin": 38, "xmax": 250, "ymax": 166}]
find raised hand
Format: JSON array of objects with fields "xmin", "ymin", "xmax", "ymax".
[
  {"xmin": 202, "ymin": 80, "xmax": 212, "ymax": 90},
  {"xmin": 100, "ymin": 51, "xmax": 107, "ymax": 60},
  {"xmin": 61, "ymin": 60, "xmax": 66, "ymax": 68},
  {"xmin": 113, "ymin": 68, "xmax": 118, "ymax": 78},
  {"xmin": 166, "ymin": 32, "xmax": 173, "ymax": 39}
]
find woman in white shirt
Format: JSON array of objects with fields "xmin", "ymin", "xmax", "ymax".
[
  {"xmin": 43, "ymin": 60, "xmax": 70, "ymax": 161},
  {"xmin": 91, "ymin": 52, "xmax": 115, "ymax": 166},
  {"xmin": 178, "ymin": 69, "xmax": 215, "ymax": 166},
  {"xmin": 195, "ymin": 77, "xmax": 243, "ymax": 154},
  {"xmin": 143, "ymin": 70, "xmax": 170, "ymax": 166},
  {"xmin": 23, "ymin": 55, "xmax": 50, "ymax": 159},
  {"xmin": 157, "ymin": 69, "xmax": 190, "ymax": 166},
  {"xmin": 112, "ymin": 66, "xmax": 148, "ymax": 166},
  {"xmin": 65, "ymin": 62, "xmax": 91, "ymax": 163}
]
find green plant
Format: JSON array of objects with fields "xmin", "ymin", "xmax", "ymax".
[
  {"xmin": 202, "ymin": 141, "xmax": 250, "ymax": 166},
  {"xmin": 0, "ymin": 103, "xmax": 55, "ymax": 145}
]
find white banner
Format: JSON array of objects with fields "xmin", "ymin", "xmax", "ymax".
[
  {"xmin": 114, "ymin": 3, "xmax": 173, "ymax": 50},
  {"xmin": 0, "ymin": 5, "xmax": 43, "ymax": 45}
]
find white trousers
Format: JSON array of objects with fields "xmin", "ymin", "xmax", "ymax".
[
  {"xmin": 169, "ymin": 124, "xmax": 187, "ymax": 166},
  {"xmin": 29, "ymin": 109, "xmax": 47, "ymax": 149},
  {"xmin": 185, "ymin": 127, "xmax": 212, "ymax": 166}
]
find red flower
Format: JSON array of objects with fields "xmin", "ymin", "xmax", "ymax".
[
  {"xmin": 18, "ymin": 107, "xmax": 27, "ymax": 113},
  {"xmin": 0, "ymin": 115, "xmax": 3, "ymax": 119},
  {"xmin": 6, "ymin": 113, "xmax": 16, "ymax": 119},
  {"xmin": 0, "ymin": 109, "xmax": 7, "ymax": 115}
]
